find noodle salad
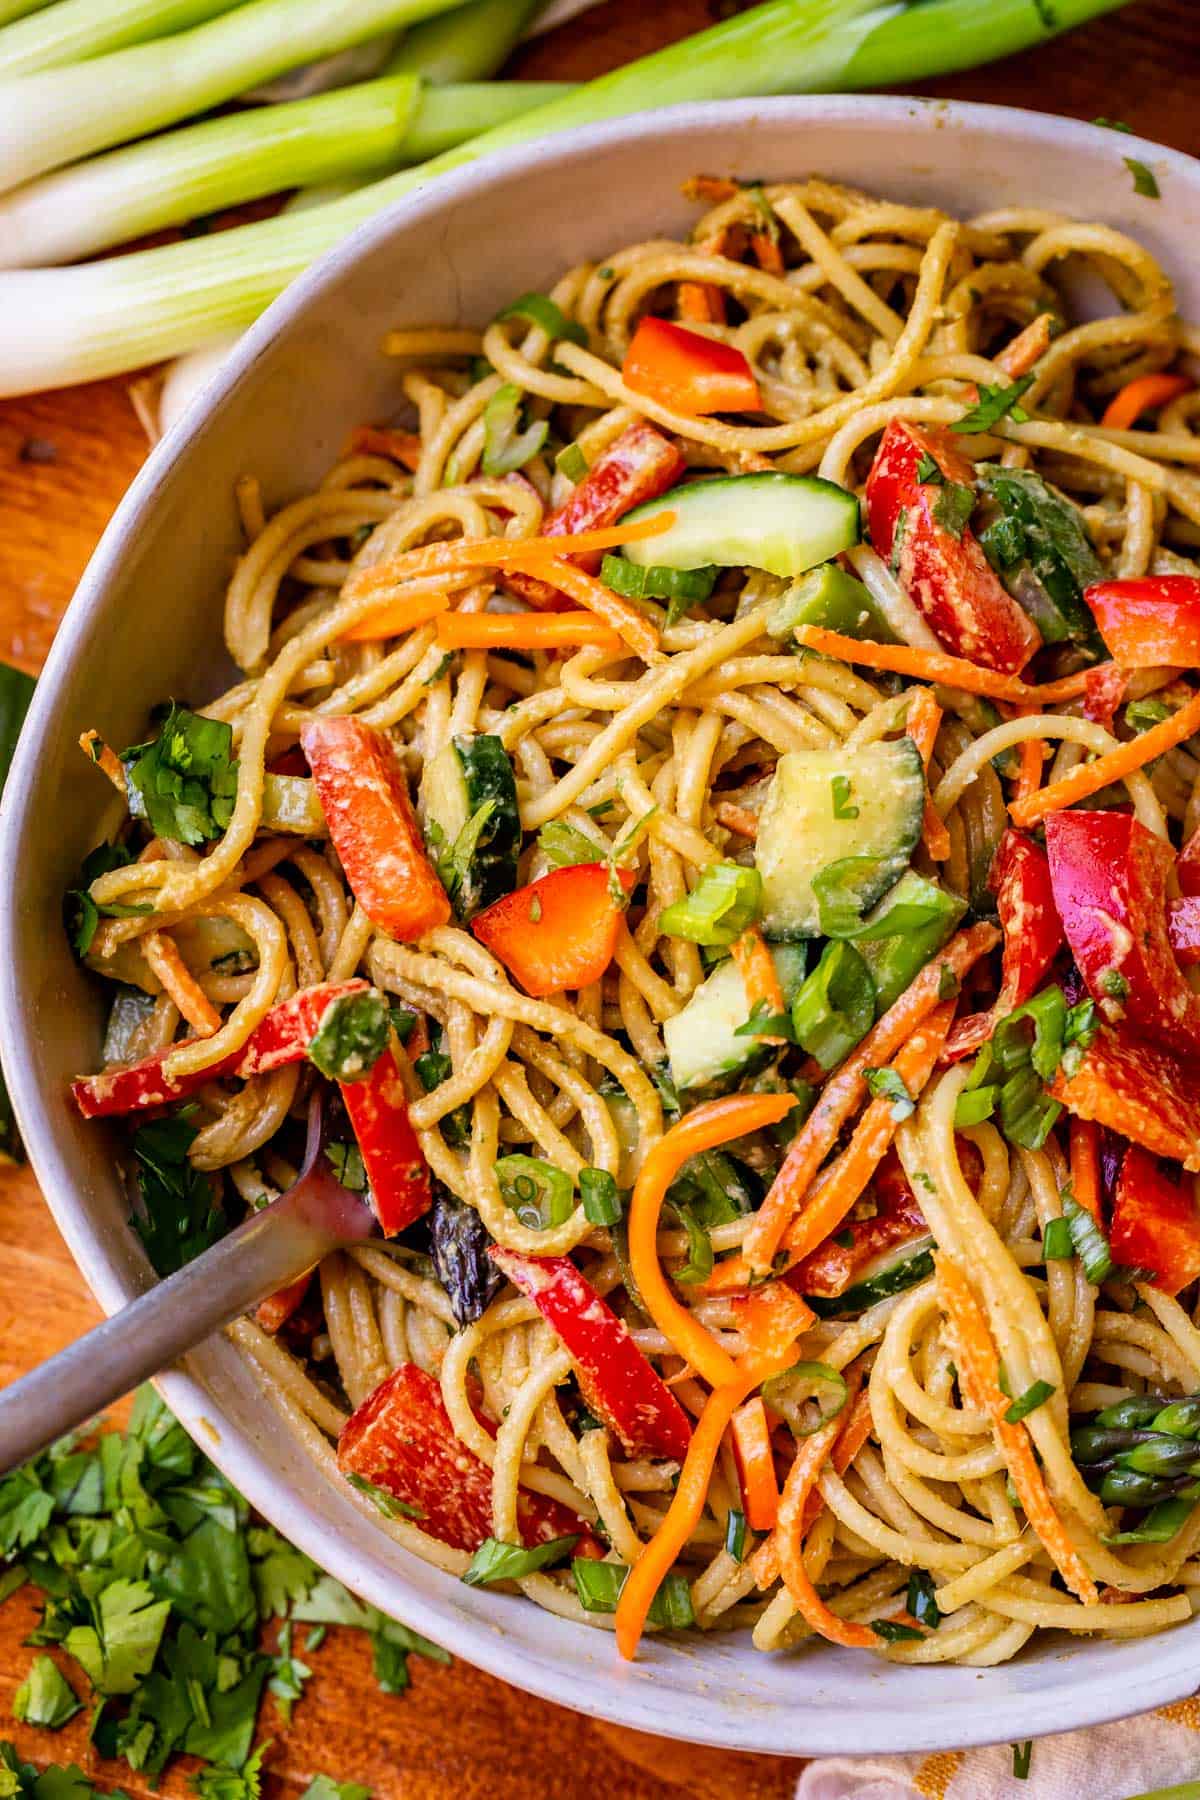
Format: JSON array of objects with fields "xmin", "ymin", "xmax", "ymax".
[{"xmin": 66, "ymin": 175, "xmax": 1200, "ymax": 1667}]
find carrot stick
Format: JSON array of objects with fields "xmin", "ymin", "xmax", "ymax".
[
  {"xmin": 996, "ymin": 312, "xmax": 1054, "ymax": 380},
  {"xmin": 340, "ymin": 591, "xmax": 450, "ymax": 644},
  {"xmin": 682, "ymin": 175, "xmax": 739, "ymax": 203},
  {"xmin": 1100, "ymin": 372, "xmax": 1193, "ymax": 432},
  {"xmin": 79, "ymin": 729, "xmax": 126, "ymax": 793},
  {"xmin": 1011, "ymin": 689, "xmax": 1200, "ymax": 827},
  {"xmin": 773, "ymin": 1376, "xmax": 878, "ymax": 1649},
  {"xmin": 515, "ymin": 553, "xmax": 661, "ymax": 662},
  {"xmin": 435, "ymin": 612, "xmax": 624, "ymax": 654},
  {"xmin": 1015, "ymin": 734, "xmax": 1043, "ymax": 805},
  {"xmin": 707, "ymin": 1003, "xmax": 954, "ymax": 1294},
  {"xmin": 732, "ymin": 1281, "xmax": 815, "ymax": 1359},
  {"xmin": 714, "ymin": 800, "xmax": 758, "ymax": 839},
  {"xmin": 731, "ymin": 1397, "xmax": 781, "ymax": 1530},
  {"xmin": 142, "ymin": 931, "xmax": 221, "ymax": 1036},
  {"xmin": 741, "ymin": 927, "xmax": 996, "ymax": 1276},
  {"xmin": 679, "ymin": 281, "xmax": 725, "ymax": 324},
  {"xmin": 346, "ymin": 425, "xmax": 422, "ymax": 470},
  {"xmin": 628, "ymin": 1094, "xmax": 797, "ymax": 1390},
  {"xmin": 344, "ymin": 512, "xmax": 674, "ymax": 602},
  {"xmin": 800, "ymin": 1388, "xmax": 876, "ymax": 1534},
  {"xmin": 792, "ymin": 625, "xmax": 1096, "ymax": 706},
  {"xmin": 905, "ymin": 689, "xmax": 951, "ymax": 861},
  {"xmin": 1069, "ymin": 1116, "xmax": 1102, "ymax": 1224},
  {"xmin": 730, "ymin": 925, "xmax": 785, "ymax": 1040},
  {"xmin": 751, "ymin": 232, "xmax": 785, "ymax": 276},
  {"xmin": 935, "ymin": 1254, "xmax": 1099, "ymax": 1605}
]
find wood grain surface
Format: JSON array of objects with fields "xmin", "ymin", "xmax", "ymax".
[{"xmin": 0, "ymin": 2, "xmax": 1197, "ymax": 1792}]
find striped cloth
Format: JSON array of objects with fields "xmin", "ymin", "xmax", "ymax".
[{"xmin": 796, "ymin": 1697, "xmax": 1200, "ymax": 1799}]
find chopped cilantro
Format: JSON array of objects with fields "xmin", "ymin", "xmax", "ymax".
[
  {"xmin": 1093, "ymin": 117, "xmax": 1133, "ymax": 133},
  {"xmin": 122, "ymin": 704, "xmax": 238, "ymax": 848},
  {"xmin": 869, "ymin": 1618, "xmax": 923, "ymax": 1643},
  {"xmin": 952, "ymin": 376, "xmax": 1035, "ymax": 435},
  {"xmin": 302, "ymin": 1781, "xmax": 372, "ymax": 1800},
  {"xmin": 831, "ymin": 775, "xmax": 859, "ymax": 820},
  {"xmin": 862, "ymin": 1067, "xmax": 916, "ymax": 1120},
  {"xmin": 306, "ymin": 989, "xmax": 390, "ymax": 1084},
  {"xmin": 931, "ymin": 480, "xmax": 976, "ymax": 539},
  {"xmin": 915, "ymin": 451, "xmax": 944, "ymax": 485},
  {"xmin": 130, "ymin": 1112, "xmax": 225, "ymax": 1278},
  {"xmin": 13, "ymin": 1659, "xmax": 81, "ymax": 1730},
  {"xmin": 1124, "ymin": 157, "xmax": 1160, "ymax": 199}
]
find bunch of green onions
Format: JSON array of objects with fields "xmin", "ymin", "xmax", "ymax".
[{"xmin": 0, "ymin": 0, "xmax": 1131, "ymax": 397}]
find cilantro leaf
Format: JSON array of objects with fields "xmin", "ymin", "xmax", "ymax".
[
  {"xmin": 190, "ymin": 1740, "xmax": 269, "ymax": 1800},
  {"xmin": 63, "ymin": 843, "xmax": 146, "ymax": 958},
  {"xmin": 1125, "ymin": 157, "xmax": 1160, "ymax": 199},
  {"xmin": 863, "ymin": 1067, "xmax": 916, "ymax": 1120},
  {"xmin": 931, "ymin": 481, "xmax": 976, "ymax": 539},
  {"xmin": 122, "ymin": 704, "xmax": 239, "ymax": 848},
  {"xmin": 915, "ymin": 451, "xmax": 944, "ymax": 485},
  {"xmin": 306, "ymin": 989, "xmax": 389, "ymax": 1085},
  {"xmin": 12, "ymin": 1658, "xmax": 81, "ymax": 1730},
  {"xmin": 63, "ymin": 1579, "xmax": 170, "ymax": 1696},
  {"xmin": 266, "ymin": 1623, "xmax": 311, "ymax": 1726},
  {"xmin": 952, "ymin": 375, "xmax": 1035, "ymax": 435},
  {"xmin": 130, "ymin": 1113, "xmax": 225, "ymax": 1278}
]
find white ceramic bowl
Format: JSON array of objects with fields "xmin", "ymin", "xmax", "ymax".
[{"xmin": 3, "ymin": 97, "xmax": 1199, "ymax": 1758}]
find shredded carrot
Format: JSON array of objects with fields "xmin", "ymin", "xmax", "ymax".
[
  {"xmin": 627, "ymin": 1094, "xmax": 797, "ymax": 1390},
  {"xmin": 340, "ymin": 591, "xmax": 450, "ymax": 644},
  {"xmin": 1100, "ymin": 372, "xmax": 1193, "ymax": 432},
  {"xmin": 1011, "ymin": 688, "xmax": 1200, "ymax": 827},
  {"xmin": 731, "ymin": 1397, "xmax": 781, "ymax": 1530},
  {"xmin": 996, "ymin": 312, "xmax": 1054, "ymax": 380},
  {"xmin": 750, "ymin": 1390, "xmax": 875, "ymax": 1578},
  {"xmin": 435, "ymin": 612, "xmax": 624, "ymax": 654},
  {"xmin": 1069, "ymin": 1116, "xmax": 1102, "ymax": 1224},
  {"xmin": 511, "ymin": 553, "xmax": 661, "ymax": 662},
  {"xmin": 346, "ymin": 425, "xmax": 422, "ymax": 470},
  {"xmin": 682, "ymin": 175, "xmax": 739, "ymax": 204},
  {"xmin": 792, "ymin": 624, "xmax": 1096, "ymax": 706},
  {"xmin": 707, "ymin": 1003, "xmax": 954, "ymax": 1294},
  {"xmin": 142, "ymin": 931, "xmax": 222, "ymax": 1036},
  {"xmin": 406, "ymin": 1015, "xmax": 431, "ymax": 1060},
  {"xmin": 732, "ymin": 1280, "xmax": 815, "ymax": 1359},
  {"xmin": 344, "ymin": 512, "xmax": 674, "ymax": 602},
  {"xmin": 679, "ymin": 281, "xmax": 725, "ymax": 324},
  {"xmin": 905, "ymin": 689, "xmax": 951, "ymax": 861},
  {"xmin": 773, "ymin": 1375, "xmax": 878, "ymax": 1648},
  {"xmin": 935, "ymin": 1254, "xmax": 1098, "ymax": 1604},
  {"xmin": 713, "ymin": 800, "xmax": 759, "ymax": 838},
  {"xmin": 1015, "ymin": 734, "xmax": 1044, "ymax": 805},
  {"xmin": 750, "ymin": 231, "xmax": 785, "ymax": 276},
  {"xmin": 730, "ymin": 925, "xmax": 785, "ymax": 1040},
  {"xmin": 740, "ymin": 927, "xmax": 996, "ymax": 1276},
  {"xmin": 79, "ymin": 730, "xmax": 126, "ymax": 793}
]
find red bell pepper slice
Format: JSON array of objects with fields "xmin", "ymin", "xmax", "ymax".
[
  {"xmin": 471, "ymin": 863, "xmax": 635, "ymax": 998},
  {"xmin": 865, "ymin": 421, "xmax": 1042, "ymax": 674},
  {"xmin": 339, "ymin": 1040, "xmax": 431, "ymax": 1236},
  {"xmin": 1110, "ymin": 1144, "xmax": 1200, "ymax": 1295},
  {"xmin": 1049, "ymin": 1027, "xmax": 1200, "ymax": 1172},
  {"xmin": 1179, "ymin": 825, "xmax": 1200, "ymax": 897},
  {"xmin": 72, "ymin": 978, "xmax": 371, "ymax": 1119},
  {"xmin": 788, "ymin": 1151, "xmax": 928, "ymax": 1298},
  {"xmin": 300, "ymin": 716, "xmax": 450, "ymax": 943},
  {"xmin": 1169, "ymin": 896, "xmax": 1200, "ymax": 967},
  {"xmin": 338, "ymin": 1362, "xmax": 599, "ymax": 1553},
  {"xmin": 622, "ymin": 316, "xmax": 761, "ymax": 417},
  {"xmin": 944, "ymin": 831, "xmax": 1064, "ymax": 1062},
  {"xmin": 1045, "ymin": 809, "xmax": 1200, "ymax": 1058},
  {"xmin": 256, "ymin": 1272, "xmax": 312, "ymax": 1336},
  {"xmin": 1085, "ymin": 575, "xmax": 1200, "ymax": 669},
  {"xmin": 1082, "ymin": 660, "xmax": 1129, "ymax": 726},
  {"xmin": 489, "ymin": 1247, "xmax": 692, "ymax": 1462},
  {"xmin": 508, "ymin": 420, "xmax": 686, "ymax": 610}
]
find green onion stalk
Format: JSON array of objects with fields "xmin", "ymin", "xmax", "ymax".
[
  {"xmin": 0, "ymin": 0, "xmax": 1131, "ymax": 396},
  {"xmin": 0, "ymin": 0, "xmax": 248, "ymax": 80}
]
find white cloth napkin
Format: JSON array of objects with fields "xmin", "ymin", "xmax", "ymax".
[{"xmin": 795, "ymin": 1697, "xmax": 1200, "ymax": 1800}]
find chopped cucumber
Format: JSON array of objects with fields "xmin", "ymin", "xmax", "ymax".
[
  {"xmin": 262, "ymin": 773, "xmax": 326, "ymax": 835},
  {"xmin": 620, "ymin": 473, "xmax": 860, "ymax": 580},
  {"xmin": 420, "ymin": 733, "xmax": 520, "ymax": 919},
  {"xmin": 767, "ymin": 561, "xmax": 896, "ymax": 643},
  {"xmin": 854, "ymin": 872, "xmax": 966, "ymax": 1013},
  {"xmin": 102, "ymin": 987, "xmax": 158, "ymax": 1064},
  {"xmin": 664, "ymin": 944, "xmax": 807, "ymax": 1092},
  {"xmin": 755, "ymin": 741, "xmax": 925, "ymax": 940},
  {"xmin": 806, "ymin": 1238, "xmax": 935, "ymax": 1318}
]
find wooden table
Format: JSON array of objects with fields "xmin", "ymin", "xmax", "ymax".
[{"xmin": 0, "ymin": 2, "xmax": 1195, "ymax": 1791}]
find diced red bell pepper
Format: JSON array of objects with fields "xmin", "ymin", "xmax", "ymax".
[
  {"xmin": 944, "ymin": 831, "xmax": 1063, "ymax": 1062},
  {"xmin": 72, "ymin": 978, "xmax": 371, "ymax": 1119},
  {"xmin": 1179, "ymin": 825, "xmax": 1200, "ymax": 898},
  {"xmin": 1082, "ymin": 660, "xmax": 1129, "ymax": 726},
  {"xmin": 789, "ymin": 1152, "xmax": 928, "ymax": 1299},
  {"xmin": 339, "ymin": 1041, "xmax": 430, "ymax": 1236},
  {"xmin": 865, "ymin": 421, "xmax": 1042, "ymax": 674},
  {"xmin": 256, "ymin": 1272, "xmax": 313, "ymax": 1336},
  {"xmin": 471, "ymin": 863, "xmax": 635, "ymax": 998},
  {"xmin": 1085, "ymin": 576, "xmax": 1200, "ymax": 669},
  {"xmin": 1169, "ymin": 896, "xmax": 1200, "ymax": 967},
  {"xmin": 300, "ymin": 716, "xmax": 450, "ymax": 943},
  {"xmin": 1049, "ymin": 1027, "xmax": 1200, "ymax": 1172},
  {"xmin": 489, "ymin": 1247, "xmax": 692, "ymax": 1462},
  {"xmin": 1045, "ymin": 810, "xmax": 1200, "ymax": 1058},
  {"xmin": 622, "ymin": 316, "xmax": 762, "ymax": 417},
  {"xmin": 509, "ymin": 420, "xmax": 686, "ymax": 610},
  {"xmin": 338, "ymin": 1362, "xmax": 598, "ymax": 1553},
  {"xmin": 1110, "ymin": 1144, "xmax": 1200, "ymax": 1295}
]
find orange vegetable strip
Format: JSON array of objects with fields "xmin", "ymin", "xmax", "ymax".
[
  {"xmin": 628, "ymin": 1094, "xmax": 797, "ymax": 1390},
  {"xmin": 1100, "ymin": 372, "xmax": 1193, "ymax": 432},
  {"xmin": 760, "ymin": 1390, "xmax": 876, "ymax": 1573},
  {"xmin": 731, "ymin": 1397, "xmax": 781, "ymax": 1530},
  {"xmin": 905, "ymin": 689, "xmax": 951, "ymax": 861},
  {"xmin": 1069, "ymin": 1116, "xmax": 1102, "ymax": 1224},
  {"xmin": 996, "ymin": 312, "xmax": 1054, "ymax": 380},
  {"xmin": 742, "ymin": 927, "xmax": 996, "ymax": 1275},
  {"xmin": 341, "ymin": 591, "xmax": 450, "ymax": 645},
  {"xmin": 435, "ymin": 612, "xmax": 623, "ymax": 653},
  {"xmin": 713, "ymin": 800, "xmax": 759, "ymax": 839},
  {"xmin": 773, "ymin": 1376, "xmax": 877, "ymax": 1649},
  {"xmin": 792, "ymin": 624, "xmax": 1095, "ymax": 705},
  {"xmin": 730, "ymin": 925, "xmax": 786, "ymax": 1041},
  {"xmin": 511, "ymin": 553, "xmax": 661, "ymax": 662},
  {"xmin": 732, "ymin": 1281, "xmax": 815, "ymax": 1360},
  {"xmin": 346, "ymin": 425, "xmax": 422, "ymax": 470},
  {"xmin": 751, "ymin": 231, "xmax": 785, "ymax": 276},
  {"xmin": 142, "ymin": 931, "xmax": 222, "ymax": 1037},
  {"xmin": 344, "ymin": 512, "xmax": 674, "ymax": 601},
  {"xmin": 1011, "ymin": 689, "xmax": 1200, "ymax": 828},
  {"xmin": 679, "ymin": 281, "xmax": 725, "ymax": 324},
  {"xmin": 682, "ymin": 175, "xmax": 739, "ymax": 203},
  {"xmin": 79, "ymin": 729, "xmax": 125, "ymax": 792},
  {"xmin": 1016, "ymin": 734, "xmax": 1043, "ymax": 804},
  {"xmin": 935, "ymin": 1254, "xmax": 1098, "ymax": 1605}
]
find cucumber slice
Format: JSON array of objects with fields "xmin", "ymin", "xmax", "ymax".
[
  {"xmin": 621, "ymin": 473, "xmax": 860, "ymax": 580},
  {"xmin": 664, "ymin": 944, "xmax": 806, "ymax": 1092},
  {"xmin": 806, "ymin": 1239, "xmax": 935, "ymax": 1318},
  {"xmin": 854, "ymin": 872, "xmax": 966, "ymax": 1013},
  {"xmin": 420, "ymin": 734, "xmax": 520, "ymax": 919},
  {"xmin": 755, "ymin": 741, "xmax": 925, "ymax": 940},
  {"xmin": 767, "ymin": 562, "xmax": 896, "ymax": 644}
]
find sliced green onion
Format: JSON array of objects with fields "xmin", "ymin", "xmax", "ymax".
[
  {"xmin": 790, "ymin": 940, "xmax": 875, "ymax": 1072},
  {"xmin": 0, "ymin": 0, "xmax": 244, "ymax": 81},
  {"xmin": 482, "ymin": 381, "xmax": 547, "ymax": 477},
  {"xmin": 1063, "ymin": 1193, "xmax": 1113, "ymax": 1286},
  {"xmin": 571, "ymin": 1558, "xmax": 696, "ymax": 1628},
  {"xmin": 998, "ymin": 1067, "xmax": 1061, "ymax": 1151},
  {"xmin": 811, "ymin": 854, "xmax": 900, "ymax": 938},
  {"xmin": 462, "ymin": 1534, "xmax": 578, "ymax": 1587},
  {"xmin": 306, "ymin": 988, "xmax": 390, "ymax": 1083},
  {"xmin": 906, "ymin": 1569, "xmax": 940, "ymax": 1629},
  {"xmin": 657, "ymin": 863, "xmax": 762, "ymax": 948},
  {"xmin": 1042, "ymin": 1217, "xmax": 1074, "ymax": 1261},
  {"xmin": 761, "ymin": 1361, "xmax": 848, "ymax": 1437},
  {"xmin": 668, "ymin": 1202, "xmax": 714, "ymax": 1286},
  {"xmin": 580, "ymin": 1166, "xmax": 622, "ymax": 1228},
  {"xmin": 496, "ymin": 1154, "xmax": 574, "ymax": 1232},
  {"xmin": 555, "ymin": 441, "xmax": 589, "ymax": 483},
  {"xmin": 0, "ymin": 660, "xmax": 33, "ymax": 1164},
  {"xmin": 954, "ymin": 1084, "xmax": 997, "ymax": 1128},
  {"xmin": 493, "ymin": 291, "xmax": 586, "ymax": 346},
  {"xmin": 1003, "ymin": 1379, "xmax": 1055, "ymax": 1425},
  {"xmin": 388, "ymin": 0, "xmax": 544, "ymax": 84},
  {"xmin": 599, "ymin": 554, "xmax": 718, "ymax": 609},
  {"xmin": 725, "ymin": 1509, "xmax": 747, "ymax": 1563},
  {"xmin": 536, "ymin": 818, "xmax": 606, "ymax": 869},
  {"xmin": 993, "ymin": 985, "xmax": 1067, "ymax": 1081},
  {"xmin": 1012, "ymin": 1742, "xmax": 1033, "ymax": 1782},
  {"xmin": 870, "ymin": 1618, "xmax": 923, "ymax": 1643}
]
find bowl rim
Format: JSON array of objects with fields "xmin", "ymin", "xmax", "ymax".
[{"xmin": 5, "ymin": 92, "xmax": 1200, "ymax": 1758}]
